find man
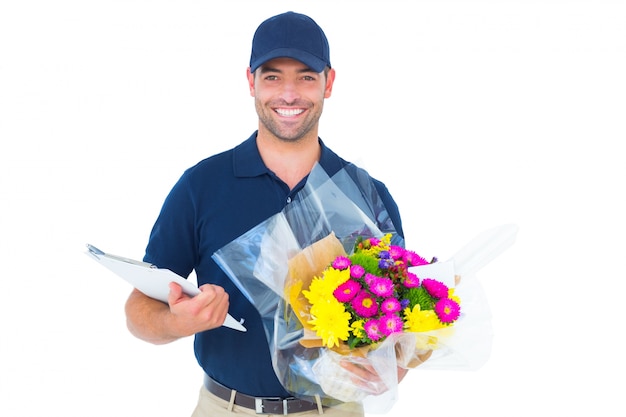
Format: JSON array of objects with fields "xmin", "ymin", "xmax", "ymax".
[{"xmin": 124, "ymin": 11, "xmax": 406, "ymax": 416}]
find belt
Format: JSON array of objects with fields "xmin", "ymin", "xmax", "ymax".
[{"xmin": 203, "ymin": 374, "xmax": 322, "ymax": 415}]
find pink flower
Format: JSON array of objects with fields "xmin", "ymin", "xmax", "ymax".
[
  {"xmin": 379, "ymin": 314, "xmax": 404, "ymax": 336},
  {"xmin": 352, "ymin": 291, "xmax": 379, "ymax": 318},
  {"xmin": 364, "ymin": 319, "xmax": 383, "ymax": 341},
  {"xmin": 332, "ymin": 256, "xmax": 351, "ymax": 270},
  {"xmin": 434, "ymin": 298, "xmax": 461, "ymax": 323},
  {"xmin": 368, "ymin": 277, "xmax": 394, "ymax": 298},
  {"xmin": 364, "ymin": 273, "xmax": 378, "ymax": 286},
  {"xmin": 403, "ymin": 271, "xmax": 420, "ymax": 288},
  {"xmin": 404, "ymin": 250, "xmax": 429, "ymax": 267},
  {"xmin": 350, "ymin": 264, "xmax": 365, "ymax": 279},
  {"xmin": 389, "ymin": 245, "xmax": 406, "ymax": 260},
  {"xmin": 421, "ymin": 278, "xmax": 449, "ymax": 299},
  {"xmin": 381, "ymin": 297, "xmax": 401, "ymax": 314},
  {"xmin": 369, "ymin": 237, "xmax": 381, "ymax": 247},
  {"xmin": 333, "ymin": 280, "xmax": 361, "ymax": 303}
]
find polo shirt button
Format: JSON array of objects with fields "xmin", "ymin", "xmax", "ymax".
[{"xmin": 286, "ymin": 196, "xmax": 292, "ymax": 204}]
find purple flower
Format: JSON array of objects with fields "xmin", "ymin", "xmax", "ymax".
[{"xmin": 378, "ymin": 258, "xmax": 395, "ymax": 270}]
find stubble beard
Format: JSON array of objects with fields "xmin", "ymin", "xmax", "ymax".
[{"xmin": 255, "ymin": 98, "xmax": 324, "ymax": 143}]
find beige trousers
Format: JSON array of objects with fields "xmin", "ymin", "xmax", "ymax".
[{"xmin": 190, "ymin": 386, "xmax": 364, "ymax": 417}]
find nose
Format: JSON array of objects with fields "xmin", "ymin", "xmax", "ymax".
[{"xmin": 278, "ymin": 80, "xmax": 300, "ymax": 104}]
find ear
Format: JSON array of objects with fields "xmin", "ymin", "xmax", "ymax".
[
  {"xmin": 324, "ymin": 68, "xmax": 336, "ymax": 99},
  {"xmin": 246, "ymin": 67, "xmax": 255, "ymax": 97}
]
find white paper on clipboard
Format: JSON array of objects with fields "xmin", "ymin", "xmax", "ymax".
[{"xmin": 86, "ymin": 244, "xmax": 246, "ymax": 332}]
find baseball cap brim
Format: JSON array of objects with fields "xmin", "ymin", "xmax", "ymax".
[{"xmin": 250, "ymin": 48, "xmax": 328, "ymax": 73}]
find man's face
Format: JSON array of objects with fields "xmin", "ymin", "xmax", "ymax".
[{"xmin": 247, "ymin": 57, "xmax": 335, "ymax": 143}]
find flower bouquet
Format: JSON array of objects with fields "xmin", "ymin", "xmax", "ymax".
[
  {"xmin": 298, "ymin": 233, "xmax": 460, "ymax": 351},
  {"xmin": 213, "ymin": 163, "xmax": 517, "ymax": 414},
  {"xmin": 284, "ymin": 231, "xmax": 464, "ymax": 408}
]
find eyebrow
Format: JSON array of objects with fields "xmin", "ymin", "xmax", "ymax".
[{"xmin": 258, "ymin": 65, "xmax": 318, "ymax": 75}]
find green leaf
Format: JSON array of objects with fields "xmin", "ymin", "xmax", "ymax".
[
  {"xmin": 350, "ymin": 252, "xmax": 381, "ymax": 275},
  {"xmin": 405, "ymin": 286, "xmax": 435, "ymax": 310}
]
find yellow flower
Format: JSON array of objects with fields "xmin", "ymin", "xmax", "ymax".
[
  {"xmin": 403, "ymin": 305, "xmax": 446, "ymax": 332},
  {"xmin": 448, "ymin": 288, "xmax": 461, "ymax": 304},
  {"xmin": 351, "ymin": 319, "xmax": 365, "ymax": 339},
  {"xmin": 359, "ymin": 233, "xmax": 392, "ymax": 257},
  {"xmin": 308, "ymin": 299, "xmax": 351, "ymax": 348},
  {"xmin": 415, "ymin": 334, "xmax": 440, "ymax": 350},
  {"xmin": 302, "ymin": 267, "xmax": 349, "ymax": 306}
]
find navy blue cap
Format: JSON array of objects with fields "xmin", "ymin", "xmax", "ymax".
[{"xmin": 250, "ymin": 12, "xmax": 331, "ymax": 73}]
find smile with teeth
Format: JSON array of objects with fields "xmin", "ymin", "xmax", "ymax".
[{"xmin": 275, "ymin": 108, "xmax": 305, "ymax": 117}]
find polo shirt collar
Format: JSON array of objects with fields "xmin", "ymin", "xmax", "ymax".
[
  {"xmin": 233, "ymin": 131, "xmax": 343, "ymax": 178},
  {"xmin": 232, "ymin": 132, "xmax": 267, "ymax": 178}
]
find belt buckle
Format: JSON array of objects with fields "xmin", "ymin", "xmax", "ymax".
[{"xmin": 254, "ymin": 397, "xmax": 288, "ymax": 415}]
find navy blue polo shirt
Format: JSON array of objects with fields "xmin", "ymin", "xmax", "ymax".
[{"xmin": 143, "ymin": 131, "xmax": 403, "ymax": 397}]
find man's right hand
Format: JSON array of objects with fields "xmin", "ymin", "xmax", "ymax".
[
  {"xmin": 125, "ymin": 282, "xmax": 230, "ymax": 345},
  {"xmin": 166, "ymin": 282, "xmax": 230, "ymax": 337}
]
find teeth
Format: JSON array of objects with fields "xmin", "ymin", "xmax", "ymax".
[{"xmin": 276, "ymin": 108, "xmax": 304, "ymax": 116}]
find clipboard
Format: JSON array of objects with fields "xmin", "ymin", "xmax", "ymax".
[{"xmin": 86, "ymin": 244, "xmax": 246, "ymax": 332}]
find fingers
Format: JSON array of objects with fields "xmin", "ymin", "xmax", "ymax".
[
  {"xmin": 397, "ymin": 367, "xmax": 409, "ymax": 383},
  {"xmin": 167, "ymin": 282, "xmax": 184, "ymax": 305},
  {"xmin": 339, "ymin": 358, "xmax": 412, "ymax": 395},
  {"xmin": 197, "ymin": 284, "xmax": 229, "ymax": 326},
  {"xmin": 340, "ymin": 360, "xmax": 381, "ymax": 382},
  {"xmin": 340, "ymin": 359, "xmax": 387, "ymax": 395},
  {"xmin": 168, "ymin": 282, "xmax": 230, "ymax": 334}
]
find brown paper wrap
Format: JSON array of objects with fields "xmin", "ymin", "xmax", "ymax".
[{"xmin": 286, "ymin": 232, "xmax": 346, "ymax": 349}]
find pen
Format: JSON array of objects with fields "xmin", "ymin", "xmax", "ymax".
[{"xmin": 87, "ymin": 244, "xmax": 104, "ymax": 256}]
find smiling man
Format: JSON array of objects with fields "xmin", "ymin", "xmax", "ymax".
[
  {"xmin": 124, "ymin": 11, "xmax": 405, "ymax": 416},
  {"xmin": 250, "ymin": 56, "xmax": 332, "ymax": 143},
  {"xmin": 247, "ymin": 56, "xmax": 334, "ymax": 189}
]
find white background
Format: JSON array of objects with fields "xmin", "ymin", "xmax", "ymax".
[{"xmin": 1, "ymin": 0, "xmax": 625, "ymax": 415}]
